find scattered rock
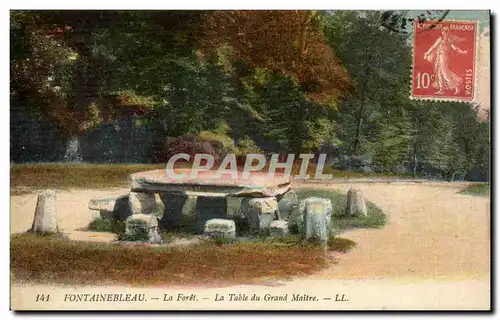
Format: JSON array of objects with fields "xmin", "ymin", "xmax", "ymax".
[
  {"xmin": 89, "ymin": 194, "xmax": 129, "ymax": 220},
  {"xmin": 300, "ymin": 197, "xmax": 332, "ymax": 242},
  {"xmin": 269, "ymin": 220, "xmax": 289, "ymax": 237},
  {"xmin": 204, "ymin": 218, "xmax": 236, "ymax": 238},
  {"xmin": 277, "ymin": 189, "xmax": 298, "ymax": 220},
  {"xmin": 30, "ymin": 190, "xmax": 58, "ymax": 234},
  {"xmin": 125, "ymin": 214, "xmax": 162, "ymax": 244},
  {"xmin": 241, "ymin": 197, "xmax": 278, "ymax": 233},
  {"xmin": 129, "ymin": 192, "xmax": 157, "ymax": 215},
  {"xmin": 346, "ymin": 187, "xmax": 367, "ymax": 217}
]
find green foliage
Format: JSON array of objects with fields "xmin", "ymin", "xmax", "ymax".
[
  {"xmin": 111, "ymin": 219, "xmax": 126, "ymax": 235},
  {"xmin": 235, "ymin": 136, "xmax": 263, "ymax": 155},
  {"xmin": 197, "ymin": 130, "xmax": 237, "ymax": 152},
  {"xmin": 87, "ymin": 217, "xmax": 113, "ymax": 232},
  {"xmin": 117, "ymin": 230, "xmax": 149, "ymax": 242},
  {"xmin": 10, "ymin": 10, "xmax": 489, "ymax": 181},
  {"xmin": 322, "ymin": 11, "xmax": 489, "ymax": 179}
]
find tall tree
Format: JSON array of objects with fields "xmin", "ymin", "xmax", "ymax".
[
  {"xmin": 198, "ymin": 10, "xmax": 351, "ymax": 105},
  {"xmin": 323, "ymin": 11, "xmax": 412, "ymax": 160}
]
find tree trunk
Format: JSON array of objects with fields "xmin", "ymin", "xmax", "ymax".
[
  {"xmin": 352, "ymin": 88, "xmax": 366, "ymax": 156},
  {"xmin": 64, "ymin": 136, "xmax": 82, "ymax": 162},
  {"xmin": 413, "ymin": 144, "xmax": 418, "ymax": 175},
  {"xmin": 298, "ymin": 12, "xmax": 311, "ymax": 56}
]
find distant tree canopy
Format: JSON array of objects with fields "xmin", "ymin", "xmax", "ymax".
[
  {"xmin": 10, "ymin": 10, "xmax": 489, "ymax": 181},
  {"xmin": 199, "ymin": 10, "xmax": 351, "ymax": 105}
]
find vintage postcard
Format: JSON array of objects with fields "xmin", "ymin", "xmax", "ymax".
[{"xmin": 10, "ymin": 9, "xmax": 491, "ymax": 311}]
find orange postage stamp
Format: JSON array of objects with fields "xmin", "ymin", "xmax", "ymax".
[{"xmin": 412, "ymin": 20, "xmax": 479, "ymax": 102}]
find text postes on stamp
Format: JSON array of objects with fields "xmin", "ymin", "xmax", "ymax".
[{"xmin": 411, "ymin": 20, "xmax": 478, "ymax": 102}]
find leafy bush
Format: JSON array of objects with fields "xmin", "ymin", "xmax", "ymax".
[
  {"xmin": 235, "ymin": 136, "xmax": 263, "ymax": 155},
  {"xmin": 157, "ymin": 133, "xmax": 219, "ymax": 163},
  {"xmin": 198, "ymin": 131, "xmax": 236, "ymax": 152},
  {"xmin": 111, "ymin": 219, "xmax": 126, "ymax": 235},
  {"xmin": 332, "ymin": 154, "xmax": 373, "ymax": 172},
  {"xmin": 87, "ymin": 217, "xmax": 127, "ymax": 234},
  {"xmin": 87, "ymin": 217, "xmax": 112, "ymax": 232},
  {"xmin": 117, "ymin": 230, "xmax": 149, "ymax": 242}
]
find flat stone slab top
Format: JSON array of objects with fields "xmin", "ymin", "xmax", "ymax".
[{"xmin": 130, "ymin": 169, "xmax": 292, "ymax": 197}]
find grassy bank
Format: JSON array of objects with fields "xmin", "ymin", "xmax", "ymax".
[
  {"xmin": 295, "ymin": 189, "xmax": 386, "ymax": 231},
  {"xmin": 11, "ymin": 186, "xmax": 384, "ymax": 286},
  {"xmin": 459, "ymin": 183, "xmax": 490, "ymax": 197},
  {"xmin": 11, "ymin": 233, "xmax": 327, "ymax": 286},
  {"xmin": 11, "ymin": 163, "xmax": 416, "ymax": 190},
  {"xmin": 10, "ymin": 163, "xmax": 164, "ymax": 190}
]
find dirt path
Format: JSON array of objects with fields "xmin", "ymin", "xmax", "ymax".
[
  {"xmin": 307, "ymin": 182, "xmax": 490, "ymax": 280},
  {"xmin": 10, "ymin": 188, "xmax": 129, "ymax": 235}
]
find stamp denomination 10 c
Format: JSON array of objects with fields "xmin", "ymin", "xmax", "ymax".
[{"xmin": 411, "ymin": 20, "xmax": 479, "ymax": 102}]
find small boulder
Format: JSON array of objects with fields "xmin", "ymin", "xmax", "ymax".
[
  {"xmin": 346, "ymin": 187, "xmax": 367, "ymax": 217},
  {"xmin": 300, "ymin": 197, "xmax": 332, "ymax": 243},
  {"xmin": 129, "ymin": 192, "xmax": 157, "ymax": 215},
  {"xmin": 269, "ymin": 220, "xmax": 289, "ymax": 237},
  {"xmin": 31, "ymin": 190, "xmax": 58, "ymax": 234},
  {"xmin": 277, "ymin": 189, "xmax": 298, "ymax": 221},
  {"xmin": 241, "ymin": 197, "xmax": 278, "ymax": 233},
  {"xmin": 89, "ymin": 194, "xmax": 129, "ymax": 220},
  {"xmin": 204, "ymin": 218, "xmax": 236, "ymax": 238},
  {"xmin": 125, "ymin": 214, "xmax": 162, "ymax": 244}
]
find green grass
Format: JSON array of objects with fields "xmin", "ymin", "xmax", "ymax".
[
  {"xmin": 324, "ymin": 167, "xmax": 416, "ymax": 179},
  {"xmin": 11, "ymin": 163, "xmax": 418, "ymax": 191},
  {"xmin": 294, "ymin": 188, "xmax": 387, "ymax": 232},
  {"xmin": 459, "ymin": 183, "xmax": 490, "ymax": 197},
  {"xmin": 86, "ymin": 217, "xmax": 126, "ymax": 234},
  {"xmin": 10, "ymin": 163, "xmax": 164, "ymax": 189},
  {"xmin": 11, "ymin": 233, "xmax": 327, "ymax": 286},
  {"xmin": 256, "ymin": 234, "xmax": 356, "ymax": 253},
  {"xmin": 87, "ymin": 217, "xmax": 113, "ymax": 232},
  {"xmin": 328, "ymin": 237, "xmax": 357, "ymax": 253},
  {"xmin": 14, "ymin": 187, "xmax": 378, "ymax": 286}
]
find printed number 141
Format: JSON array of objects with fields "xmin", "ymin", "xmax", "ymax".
[{"xmin": 35, "ymin": 294, "xmax": 50, "ymax": 302}]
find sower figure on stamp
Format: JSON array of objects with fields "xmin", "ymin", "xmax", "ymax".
[{"xmin": 423, "ymin": 26, "xmax": 468, "ymax": 95}]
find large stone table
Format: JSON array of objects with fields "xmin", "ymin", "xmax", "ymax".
[
  {"xmin": 130, "ymin": 169, "xmax": 292, "ymax": 197},
  {"xmin": 128, "ymin": 169, "xmax": 296, "ymax": 233}
]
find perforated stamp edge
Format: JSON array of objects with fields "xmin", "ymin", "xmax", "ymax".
[{"xmin": 409, "ymin": 19, "xmax": 480, "ymax": 104}]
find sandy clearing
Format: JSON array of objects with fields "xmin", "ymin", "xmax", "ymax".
[
  {"xmin": 10, "ymin": 183, "xmax": 490, "ymax": 280},
  {"xmin": 10, "ymin": 188, "xmax": 129, "ymax": 235},
  {"xmin": 9, "ymin": 182, "xmax": 491, "ymax": 310},
  {"xmin": 305, "ymin": 183, "xmax": 490, "ymax": 280}
]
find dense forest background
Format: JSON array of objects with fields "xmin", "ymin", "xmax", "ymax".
[{"xmin": 10, "ymin": 10, "xmax": 490, "ymax": 181}]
